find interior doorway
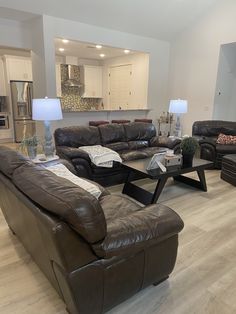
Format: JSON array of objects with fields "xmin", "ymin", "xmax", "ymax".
[{"xmin": 213, "ymin": 43, "xmax": 236, "ymax": 120}]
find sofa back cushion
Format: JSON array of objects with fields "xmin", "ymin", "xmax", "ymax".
[
  {"xmin": 124, "ymin": 122, "xmax": 156, "ymax": 142},
  {"xmin": 192, "ymin": 120, "xmax": 236, "ymax": 137},
  {"xmin": 54, "ymin": 126, "xmax": 101, "ymax": 147},
  {"xmin": 98, "ymin": 123, "xmax": 126, "ymax": 144},
  {"xmin": 0, "ymin": 146, "xmax": 29, "ymax": 178},
  {"xmin": 13, "ymin": 163, "xmax": 107, "ymax": 243}
]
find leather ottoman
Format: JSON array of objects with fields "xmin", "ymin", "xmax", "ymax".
[{"xmin": 221, "ymin": 154, "xmax": 236, "ymax": 186}]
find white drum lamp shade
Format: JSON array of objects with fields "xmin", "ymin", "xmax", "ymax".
[
  {"xmin": 32, "ymin": 98, "xmax": 62, "ymax": 121},
  {"xmin": 169, "ymin": 99, "xmax": 188, "ymax": 114},
  {"xmin": 32, "ymin": 98, "xmax": 63, "ymax": 157}
]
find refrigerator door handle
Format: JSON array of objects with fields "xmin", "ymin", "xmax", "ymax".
[{"xmin": 27, "ymin": 84, "xmax": 32, "ymax": 117}]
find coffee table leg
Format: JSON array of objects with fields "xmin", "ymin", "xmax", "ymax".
[
  {"xmin": 174, "ymin": 170, "xmax": 207, "ymax": 191},
  {"xmin": 151, "ymin": 177, "xmax": 168, "ymax": 203},
  {"xmin": 197, "ymin": 169, "xmax": 207, "ymax": 191}
]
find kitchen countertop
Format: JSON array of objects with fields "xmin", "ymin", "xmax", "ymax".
[{"xmin": 62, "ymin": 108, "xmax": 151, "ymax": 113}]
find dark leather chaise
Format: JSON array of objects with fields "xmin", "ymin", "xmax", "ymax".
[
  {"xmin": 0, "ymin": 146, "xmax": 184, "ymax": 314},
  {"xmin": 55, "ymin": 122, "xmax": 181, "ymax": 185},
  {"xmin": 192, "ymin": 120, "xmax": 236, "ymax": 168}
]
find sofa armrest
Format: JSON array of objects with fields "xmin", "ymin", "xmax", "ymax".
[
  {"xmin": 150, "ymin": 136, "xmax": 181, "ymax": 149},
  {"xmin": 198, "ymin": 137, "xmax": 217, "ymax": 146},
  {"xmin": 92, "ymin": 204, "xmax": 184, "ymax": 258},
  {"xmin": 56, "ymin": 146, "xmax": 91, "ymax": 162}
]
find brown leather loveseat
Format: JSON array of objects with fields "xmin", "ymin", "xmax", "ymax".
[
  {"xmin": 0, "ymin": 146, "xmax": 184, "ymax": 314},
  {"xmin": 55, "ymin": 122, "xmax": 181, "ymax": 185}
]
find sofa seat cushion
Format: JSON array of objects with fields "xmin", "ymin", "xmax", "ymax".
[
  {"xmin": 90, "ymin": 161, "xmax": 123, "ymax": 175},
  {"xmin": 92, "ymin": 204, "xmax": 184, "ymax": 258},
  {"xmin": 140, "ymin": 146, "xmax": 168, "ymax": 157},
  {"xmin": 13, "ymin": 163, "xmax": 107, "ymax": 243},
  {"xmin": 99, "ymin": 194, "xmax": 141, "ymax": 221},
  {"xmin": 119, "ymin": 150, "xmax": 148, "ymax": 161},
  {"xmin": 105, "ymin": 142, "xmax": 129, "ymax": 152},
  {"xmin": 128, "ymin": 140, "xmax": 149, "ymax": 150},
  {"xmin": 216, "ymin": 144, "xmax": 236, "ymax": 154},
  {"xmin": 150, "ymin": 136, "xmax": 181, "ymax": 149}
]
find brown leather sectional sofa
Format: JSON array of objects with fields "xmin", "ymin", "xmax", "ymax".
[
  {"xmin": 192, "ymin": 120, "xmax": 236, "ymax": 168},
  {"xmin": 55, "ymin": 122, "xmax": 181, "ymax": 185},
  {"xmin": 0, "ymin": 146, "xmax": 184, "ymax": 314}
]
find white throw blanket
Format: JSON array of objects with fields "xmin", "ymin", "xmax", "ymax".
[
  {"xmin": 46, "ymin": 163, "xmax": 101, "ymax": 199},
  {"xmin": 79, "ymin": 145, "xmax": 122, "ymax": 168}
]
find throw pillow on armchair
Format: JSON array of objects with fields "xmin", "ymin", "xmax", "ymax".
[{"xmin": 216, "ymin": 133, "xmax": 236, "ymax": 145}]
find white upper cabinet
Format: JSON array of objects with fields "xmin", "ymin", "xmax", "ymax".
[
  {"xmin": 0, "ymin": 58, "xmax": 6, "ymax": 96},
  {"xmin": 81, "ymin": 65, "xmax": 102, "ymax": 98},
  {"xmin": 55, "ymin": 63, "xmax": 62, "ymax": 97},
  {"xmin": 5, "ymin": 56, "xmax": 33, "ymax": 81}
]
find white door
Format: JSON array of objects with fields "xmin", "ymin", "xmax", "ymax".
[{"xmin": 109, "ymin": 64, "xmax": 132, "ymax": 110}]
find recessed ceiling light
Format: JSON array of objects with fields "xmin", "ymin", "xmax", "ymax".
[
  {"xmin": 62, "ymin": 39, "xmax": 69, "ymax": 43},
  {"xmin": 124, "ymin": 49, "xmax": 130, "ymax": 54},
  {"xmin": 59, "ymin": 48, "xmax": 65, "ymax": 52},
  {"xmin": 96, "ymin": 45, "xmax": 102, "ymax": 49},
  {"xmin": 100, "ymin": 53, "xmax": 105, "ymax": 58}
]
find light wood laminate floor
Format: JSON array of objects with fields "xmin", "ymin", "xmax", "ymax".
[{"xmin": 0, "ymin": 170, "xmax": 236, "ymax": 314}]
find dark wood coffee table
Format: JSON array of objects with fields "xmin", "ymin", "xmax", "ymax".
[{"xmin": 122, "ymin": 158, "xmax": 213, "ymax": 205}]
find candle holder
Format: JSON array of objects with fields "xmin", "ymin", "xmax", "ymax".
[{"xmin": 157, "ymin": 111, "xmax": 174, "ymax": 136}]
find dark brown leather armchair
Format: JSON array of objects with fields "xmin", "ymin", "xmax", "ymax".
[
  {"xmin": 0, "ymin": 146, "xmax": 184, "ymax": 314},
  {"xmin": 192, "ymin": 120, "xmax": 236, "ymax": 168}
]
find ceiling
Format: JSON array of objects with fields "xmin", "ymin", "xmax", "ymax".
[
  {"xmin": 0, "ymin": 0, "xmax": 220, "ymax": 40},
  {"xmin": 55, "ymin": 38, "xmax": 140, "ymax": 60}
]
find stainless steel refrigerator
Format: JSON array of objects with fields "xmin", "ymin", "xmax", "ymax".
[{"xmin": 10, "ymin": 81, "xmax": 36, "ymax": 142}]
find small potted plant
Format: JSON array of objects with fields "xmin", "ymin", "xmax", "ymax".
[
  {"xmin": 20, "ymin": 135, "xmax": 39, "ymax": 159},
  {"xmin": 180, "ymin": 137, "xmax": 199, "ymax": 166}
]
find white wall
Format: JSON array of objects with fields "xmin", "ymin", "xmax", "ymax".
[
  {"xmin": 0, "ymin": 14, "xmax": 170, "ymax": 140},
  {"xmin": 35, "ymin": 15, "xmax": 170, "ymax": 134},
  {"xmin": 50, "ymin": 16, "xmax": 169, "ymax": 110},
  {"xmin": 0, "ymin": 18, "xmax": 31, "ymax": 50},
  {"xmin": 168, "ymin": 0, "xmax": 236, "ymax": 135},
  {"xmin": 101, "ymin": 53, "xmax": 149, "ymax": 109}
]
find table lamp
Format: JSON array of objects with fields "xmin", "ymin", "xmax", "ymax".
[
  {"xmin": 32, "ymin": 97, "xmax": 63, "ymax": 157},
  {"xmin": 169, "ymin": 99, "xmax": 188, "ymax": 137}
]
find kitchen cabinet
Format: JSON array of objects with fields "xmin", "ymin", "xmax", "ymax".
[
  {"xmin": 0, "ymin": 58, "xmax": 6, "ymax": 96},
  {"xmin": 55, "ymin": 63, "xmax": 62, "ymax": 97},
  {"xmin": 81, "ymin": 65, "xmax": 102, "ymax": 98},
  {"xmin": 4, "ymin": 56, "xmax": 33, "ymax": 81}
]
